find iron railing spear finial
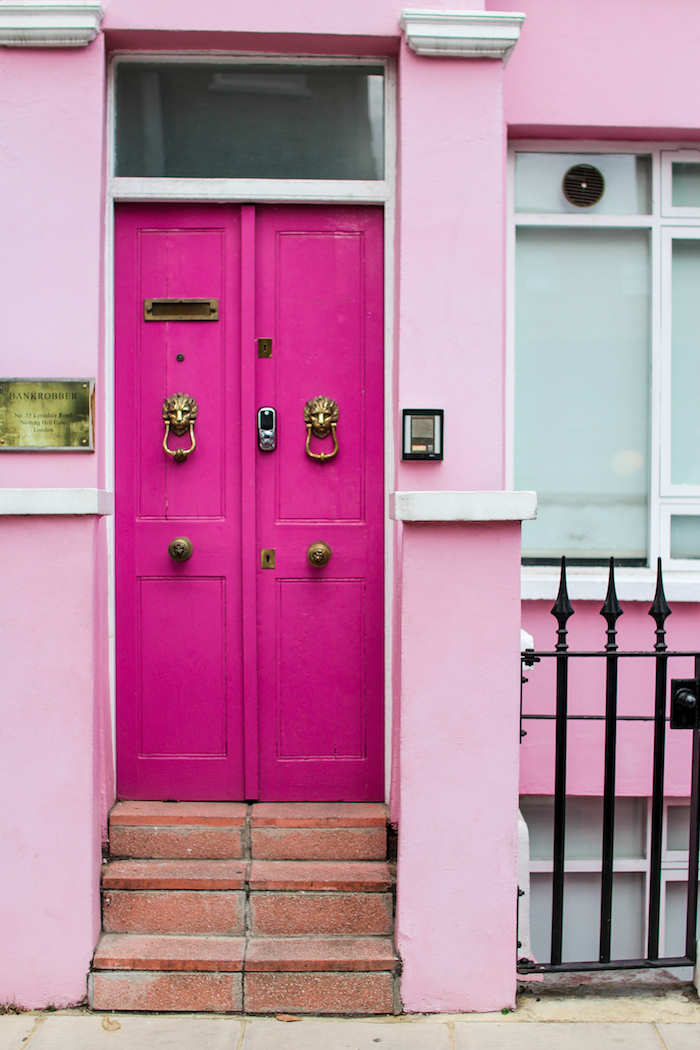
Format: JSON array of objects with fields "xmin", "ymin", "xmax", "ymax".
[
  {"xmin": 601, "ymin": 557, "xmax": 623, "ymax": 652},
  {"xmin": 649, "ymin": 557, "xmax": 671, "ymax": 652},
  {"xmin": 552, "ymin": 556, "xmax": 574, "ymax": 651}
]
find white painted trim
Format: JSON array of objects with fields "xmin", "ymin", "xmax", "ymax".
[
  {"xmin": 105, "ymin": 52, "xmax": 398, "ymax": 803},
  {"xmin": 391, "ymin": 490, "xmax": 537, "ymax": 522},
  {"xmin": 0, "ymin": 488, "xmax": 113, "ymax": 515},
  {"xmin": 521, "ymin": 566, "xmax": 700, "ymax": 603},
  {"xmin": 400, "ymin": 9, "xmax": 525, "ymax": 62},
  {"xmin": 110, "ymin": 178, "xmax": 390, "ymax": 205},
  {"xmin": 0, "ymin": 1, "xmax": 103, "ymax": 47}
]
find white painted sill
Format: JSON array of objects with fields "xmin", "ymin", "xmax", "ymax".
[
  {"xmin": 522, "ymin": 565, "xmax": 700, "ymax": 603},
  {"xmin": 0, "ymin": 488, "xmax": 113, "ymax": 515},
  {"xmin": 391, "ymin": 490, "xmax": 537, "ymax": 522}
]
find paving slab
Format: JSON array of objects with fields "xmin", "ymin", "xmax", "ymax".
[
  {"xmin": 28, "ymin": 1014, "xmax": 243, "ymax": 1050},
  {"xmin": 0, "ymin": 1015, "xmax": 39, "ymax": 1050},
  {"xmin": 656, "ymin": 1024, "xmax": 700, "ymax": 1050},
  {"xmin": 454, "ymin": 1022, "xmax": 665, "ymax": 1049},
  {"xmin": 241, "ymin": 1018, "xmax": 450, "ymax": 1050}
]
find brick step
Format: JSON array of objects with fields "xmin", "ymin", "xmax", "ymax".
[
  {"xmin": 251, "ymin": 803, "xmax": 387, "ymax": 860},
  {"xmin": 93, "ymin": 933, "xmax": 394, "ymax": 973},
  {"xmin": 90, "ymin": 969, "xmax": 393, "ymax": 1014},
  {"xmin": 109, "ymin": 802, "xmax": 248, "ymax": 859}
]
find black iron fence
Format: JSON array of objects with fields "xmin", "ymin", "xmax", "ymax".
[{"xmin": 518, "ymin": 558, "xmax": 700, "ymax": 974}]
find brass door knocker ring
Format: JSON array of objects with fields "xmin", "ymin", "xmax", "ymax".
[
  {"xmin": 304, "ymin": 396, "xmax": 339, "ymax": 463},
  {"xmin": 162, "ymin": 393, "xmax": 198, "ymax": 463}
]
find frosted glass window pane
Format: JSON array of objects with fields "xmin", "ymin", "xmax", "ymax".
[
  {"xmin": 672, "ymin": 163, "xmax": 700, "ymax": 206},
  {"xmin": 671, "ymin": 517, "xmax": 700, "ymax": 559},
  {"xmin": 664, "ymin": 881, "xmax": 700, "ymax": 957},
  {"xmin": 671, "ymin": 241, "xmax": 700, "ymax": 483},
  {"xmin": 515, "ymin": 153, "xmax": 651, "ymax": 214},
  {"xmin": 515, "ymin": 228, "xmax": 650, "ymax": 562},
  {"xmin": 116, "ymin": 64, "xmax": 384, "ymax": 179},
  {"xmin": 530, "ymin": 873, "xmax": 644, "ymax": 963},
  {"xmin": 667, "ymin": 806, "xmax": 690, "ymax": 850},
  {"xmin": 520, "ymin": 797, "xmax": 646, "ymax": 861}
]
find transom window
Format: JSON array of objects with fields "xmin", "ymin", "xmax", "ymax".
[
  {"xmin": 115, "ymin": 61, "xmax": 385, "ymax": 181},
  {"xmin": 512, "ymin": 147, "xmax": 700, "ymax": 569}
]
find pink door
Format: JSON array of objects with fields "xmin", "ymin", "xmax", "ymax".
[{"xmin": 115, "ymin": 204, "xmax": 383, "ymax": 802}]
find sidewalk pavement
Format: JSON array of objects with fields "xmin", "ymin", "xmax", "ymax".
[{"xmin": 2, "ymin": 990, "xmax": 700, "ymax": 1050}]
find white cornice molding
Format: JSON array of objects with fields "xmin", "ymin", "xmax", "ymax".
[
  {"xmin": 0, "ymin": 489, "xmax": 113, "ymax": 515},
  {"xmin": 390, "ymin": 491, "xmax": 537, "ymax": 522},
  {"xmin": 0, "ymin": 1, "xmax": 104, "ymax": 48},
  {"xmin": 400, "ymin": 9, "xmax": 525, "ymax": 62}
]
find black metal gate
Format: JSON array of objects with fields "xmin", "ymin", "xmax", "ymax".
[{"xmin": 518, "ymin": 558, "xmax": 700, "ymax": 974}]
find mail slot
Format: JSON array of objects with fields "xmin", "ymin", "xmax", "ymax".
[{"xmin": 144, "ymin": 299, "xmax": 219, "ymax": 321}]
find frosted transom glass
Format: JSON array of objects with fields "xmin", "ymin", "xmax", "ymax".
[
  {"xmin": 515, "ymin": 153, "xmax": 651, "ymax": 214},
  {"xmin": 671, "ymin": 241, "xmax": 700, "ymax": 483},
  {"xmin": 672, "ymin": 163, "xmax": 700, "ymax": 206},
  {"xmin": 671, "ymin": 517, "xmax": 700, "ymax": 559},
  {"xmin": 515, "ymin": 228, "xmax": 650, "ymax": 562},
  {"xmin": 116, "ymin": 64, "xmax": 385, "ymax": 179}
]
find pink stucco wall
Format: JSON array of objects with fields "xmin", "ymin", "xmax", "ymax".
[
  {"xmin": 2, "ymin": 0, "xmax": 700, "ymax": 1014},
  {"xmin": 397, "ymin": 522, "xmax": 522, "ymax": 1011}
]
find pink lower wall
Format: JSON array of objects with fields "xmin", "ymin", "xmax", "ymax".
[
  {"xmin": 0, "ymin": 517, "xmax": 104, "ymax": 1008},
  {"xmin": 397, "ymin": 522, "xmax": 522, "ymax": 1013},
  {"xmin": 521, "ymin": 601, "xmax": 700, "ymax": 798}
]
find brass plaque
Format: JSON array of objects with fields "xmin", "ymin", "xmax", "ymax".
[
  {"xmin": 0, "ymin": 379, "xmax": 94, "ymax": 451},
  {"xmin": 144, "ymin": 299, "xmax": 218, "ymax": 321}
]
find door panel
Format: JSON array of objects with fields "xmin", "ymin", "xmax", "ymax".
[
  {"xmin": 116, "ymin": 203, "xmax": 383, "ymax": 802},
  {"xmin": 115, "ymin": 205, "xmax": 244, "ymax": 800},
  {"xmin": 255, "ymin": 206, "xmax": 384, "ymax": 801}
]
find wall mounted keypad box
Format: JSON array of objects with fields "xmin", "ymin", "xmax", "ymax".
[{"xmin": 402, "ymin": 409, "xmax": 443, "ymax": 460}]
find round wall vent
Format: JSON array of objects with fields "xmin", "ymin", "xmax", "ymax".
[{"xmin": 562, "ymin": 164, "xmax": 605, "ymax": 207}]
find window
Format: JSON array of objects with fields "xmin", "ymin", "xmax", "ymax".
[
  {"xmin": 520, "ymin": 796, "xmax": 700, "ymax": 965},
  {"xmin": 115, "ymin": 61, "xmax": 385, "ymax": 180},
  {"xmin": 512, "ymin": 148, "xmax": 700, "ymax": 568}
]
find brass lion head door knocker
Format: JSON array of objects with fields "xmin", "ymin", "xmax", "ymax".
[
  {"xmin": 304, "ymin": 396, "xmax": 339, "ymax": 463},
  {"xmin": 162, "ymin": 393, "xmax": 198, "ymax": 462}
]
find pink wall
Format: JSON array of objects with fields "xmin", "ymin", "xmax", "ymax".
[
  {"xmin": 397, "ymin": 522, "xmax": 522, "ymax": 1012},
  {"xmin": 496, "ymin": 0, "xmax": 700, "ymax": 136},
  {"xmin": 0, "ymin": 518, "xmax": 103, "ymax": 1007}
]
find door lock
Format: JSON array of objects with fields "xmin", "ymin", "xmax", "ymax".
[{"xmin": 257, "ymin": 407, "xmax": 277, "ymax": 451}]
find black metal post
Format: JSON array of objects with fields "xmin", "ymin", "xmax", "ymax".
[
  {"xmin": 685, "ymin": 655, "xmax": 700, "ymax": 963},
  {"xmin": 599, "ymin": 558, "xmax": 622, "ymax": 962},
  {"xmin": 647, "ymin": 559, "xmax": 671, "ymax": 960},
  {"xmin": 550, "ymin": 557, "xmax": 573, "ymax": 966}
]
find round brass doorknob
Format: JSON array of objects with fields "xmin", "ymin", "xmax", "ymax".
[
  {"xmin": 168, "ymin": 537, "xmax": 193, "ymax": 561},
  {"xmin": 307, "ymin": 541, "xmax": 332, "ymax": 567}
]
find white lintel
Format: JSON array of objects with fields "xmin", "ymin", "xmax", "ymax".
[
  {"xmin": 400, "ymin": 9, "xmax": 525, "ymax": 62},
  {"xmin": 0, "ymin": 1, "xmax": 104, "ymax": 48},
  {"xmin": 391, "ymin": 490, "xmax": 537, "ymax": 522},
  {"xmin": 0, "ymin": 488, "xmax": 113, "ymax": 515}
]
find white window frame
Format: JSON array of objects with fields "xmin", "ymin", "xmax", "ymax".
[
  {"xmin": 104, "ymin": 51, "xmax": 397, "ymax": 797},
  {"xmin": 509, "ymin": 142, "xmax": 700, "ymax": 602}
]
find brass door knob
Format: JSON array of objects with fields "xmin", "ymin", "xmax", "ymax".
[
  {"xmin": 307, "ymin": 541, "xmax": 332, "ymax": 567},
  {"xmin": 168, "ymin": 537, "xmax": 193, "ymax": 561}
]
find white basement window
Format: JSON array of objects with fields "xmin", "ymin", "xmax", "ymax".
[{"xmin": 511, "ymin": 147, "xmax": 700, "ymax": 569}]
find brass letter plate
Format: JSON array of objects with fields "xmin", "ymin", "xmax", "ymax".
[
  {"xmin": 0, "ymin": 379, "xmax": 94, "ymax": 451},
  {"xmin": 145, "ymin": 299, "xmax": 218, "ymax": 321}
]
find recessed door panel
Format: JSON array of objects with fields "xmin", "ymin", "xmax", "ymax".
[
  {"xmin": 139, "ymin": 577, "xmax": 226, "ymax": 756},
  {"xmin": 277, "ymin": 579, "xmax": 365, "ymax": 759}
]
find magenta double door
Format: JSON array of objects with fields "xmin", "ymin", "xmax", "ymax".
[{"xmin": 115, "ymin": 203, "xmax": 384, "ymax": 802}]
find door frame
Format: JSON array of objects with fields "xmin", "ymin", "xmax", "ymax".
[{"xmin": 104, "ymin": 50, "xmax": 397, "ymax": 799}]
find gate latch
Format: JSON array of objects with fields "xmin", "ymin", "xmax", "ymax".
[{"xmin": 670, "ymin": 678, "xmax": 700, "ymax": 729}]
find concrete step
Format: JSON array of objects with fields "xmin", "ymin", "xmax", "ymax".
[
  {"xmin": 93, "ymin": 933, "xmax": 245, "ymax": 971},
  {"xmin": 244, "ymin": 972, "xmax": 395, "ymax": 1014},
  {"xmin": 109, "ymin": 802, "xmax": 248, "ymax": 859},
  {"xmin": 102, "ymin": 890, "xmax": 246, "ymax": 936},
  {"xmin": 250, "ymin": 803, "xmax": 387, "ymax": 860},
  {"xmin": 249, "ymin": 892, "xmax": 394, "ymax": 936},
  {"xmin": 103, "ymin": 859, "xmax": 248, "ymax": 890},
  {"xmin": 244, "ymin": 936, "xmax": 395, "ymax": 972},
  {"xmin": 89, "ymin": 971, "xmax": 242, "ymax": 1012},
  {"xmin": 248, "ymin": 860, "xmax": 392, "ymax": 893}
]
